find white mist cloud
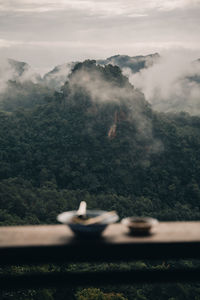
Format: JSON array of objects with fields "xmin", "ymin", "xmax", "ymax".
[
  {"xmin": 69, "ymin": 67, "xmax": 134, "ymax": 104},
  {"xmin": 18, "ymin": 67, "xmax": 41, "ymax": 84},
  {"xmin": 43, "ymin": 62, "xmax": 74, "ymax": 89},
  {"xmin": 126, "ymin": 50, "xmax": 200, "ymax": 115}
]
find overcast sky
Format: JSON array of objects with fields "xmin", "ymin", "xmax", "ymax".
[{"xmin": 0, "ymin": 0, "xmax": 200, "ymax": 73}]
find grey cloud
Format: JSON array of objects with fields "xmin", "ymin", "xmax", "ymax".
[
  {"xmin": 1, "ymin": 0, "xmax": 199, "ymax": 14},
  {"xmin": 0, "ymin": 0, "xmax": 199, "ymax": 71}
]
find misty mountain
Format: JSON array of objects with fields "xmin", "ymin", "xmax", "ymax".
[
  {"xmin": 1, "ymin": 60, "xmax": 200, "ymax": 216},
  {"xmin": 97, "ymin": 53, "xmax": 160, "ymax": 73},
  {"xmin": 0, "ymin": 60, "xmax": 156, "ymax": 194},
  {"xmin": 1, "ymin": 53, "xmax": 200, "ymax": 114},
  {"xmin": 41, "ymin": 53, "xmax": 200, "ymax": 116},
  {"xmin": 0, "ymin": 58, "xmax": 52, "ymax": 111},
  {"xmin": 41, "ymin": 53, "xmax": 160, "ymax": 91},
  {"xmin": 1, "ymin": 58, "xmax": 41, "ymax": 82}
]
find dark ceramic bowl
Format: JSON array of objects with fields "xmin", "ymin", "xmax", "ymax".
[
  {"xmin": 57, "ymin": 210, "xmax": 119, "ymax": 237},
  {"xmin": 121, "ymin": 217, "xmax": 158, "ymax": 236}
]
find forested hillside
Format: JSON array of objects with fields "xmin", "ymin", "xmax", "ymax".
[
  {"xmin": 0, "ymin": 60, "xmax": 200, "ymax": 299},
  {"xmin": 0, "ymin": 60, "xmax": 200, "ymax": 224}
]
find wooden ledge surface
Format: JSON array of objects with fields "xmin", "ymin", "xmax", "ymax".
[
  {"xmin": 0, "ymin": 222, "xmax": 200, "ymax": 247},
  {"xmin": 0, "ymin": 222, "xmax": 200, "ymax": 264}
]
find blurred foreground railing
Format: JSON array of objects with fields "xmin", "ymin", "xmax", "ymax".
[{"xmin": 0, "ymin": 222, "xmax": 200, "ymax": 290}]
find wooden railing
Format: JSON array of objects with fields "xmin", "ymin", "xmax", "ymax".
[{"xmin": 0, "ymin": 222, "xmax": 200, "ymax": 290}]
